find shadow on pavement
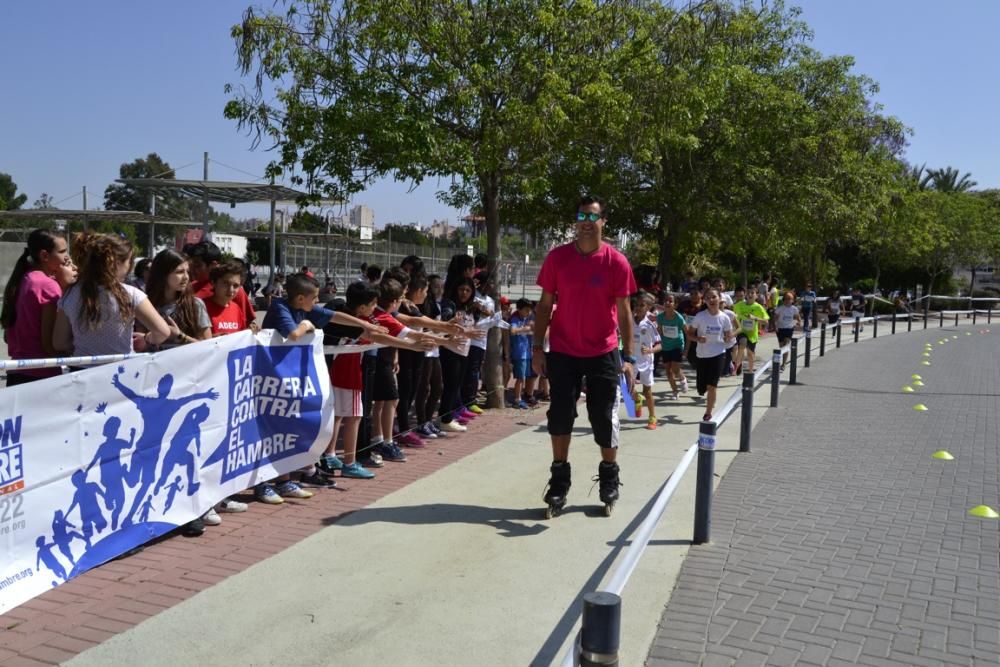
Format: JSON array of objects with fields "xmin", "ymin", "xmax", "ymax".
[{"xmin": 325, "ymin": 503, "xmax": 553, "ymax": 537}]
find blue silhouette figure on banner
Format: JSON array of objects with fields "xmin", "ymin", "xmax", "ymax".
[
  {"xmin": 162, "ymin": 476, "xmax": 184, "ymax": 512},
  {"xmin": 67, "ymin": 470, "xmax": 108, "ymax": 547},
  {"xmin": 85, "ymin": 417, "xmax": 136, "ymax": 531},
  {"xmin": 51, "ymin": 510, "xmax": 84, "ymax": 566},
  {"xmin": 35, "ymin": 537, "xmax": 67, "ymax": 582},
  {"xmin": 154, "ymin": 403, "xmax": 210, "ymax": 496},
  {"xmin": 112, "ymin": 369, "xmax": 218, "ymax": 526},
  {"xmin": 136, "ymin": 495, "xmax": 156, "ymax": 524}
]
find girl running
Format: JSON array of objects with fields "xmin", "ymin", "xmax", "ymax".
[
  {"xmin": 687, "ymin": 289, "xmax": 734, "ymax": 422},
  {"xmin": 1, "ymin": 229, "xmax": 70, "ymax": 385},
  {"xmin": 656, "ymin": 293, "xmax": 687, "ymax": 399}
]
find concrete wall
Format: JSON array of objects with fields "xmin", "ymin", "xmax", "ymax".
[{"xmin": 0, "ymin": 241, "xmax": 26, "ymax": 296}]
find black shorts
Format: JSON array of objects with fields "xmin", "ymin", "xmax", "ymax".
[
  {"xmin": 662, "ymin": 348, "xmax": 683, "ymax": 363},
  {"xmin": 828, "ymin": 314, "xmax": 840, "ymax": 324},
  {"xmin": 777, "ymin": 328, "xmax": 794, "ymax": 343},
  {"xmin": 695, "ymin": 353, "xmax": 725, "ymax": 395},
  {"xmin": 372, "ymin": 357, "xmax": 399, "ymax": 401},
  {"xmin": 739, "ymin": 336, "xmax": 757, "ymax": 351},
  {"xmin": 546, "ymin": 350, "xmax": 621, "ymax": 449}
]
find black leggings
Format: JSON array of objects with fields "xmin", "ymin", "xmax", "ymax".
[
  {"xmin": 396, "ymin": 349, "xmax": 423, "ymax": 432},
  {"xmin": 415, "ymin": 356, "xmax": 443, "ymax": 425},
  {"xmin": 439, "ymin": 348, "xmax": 468, "ymax": 423},
  {"xmin": 462, "ymin": 345, "xmax": 486, "ymax": 406},
  {"xmin": 357, "ymin": 354, "xmax": 377, "ymax": 451}
]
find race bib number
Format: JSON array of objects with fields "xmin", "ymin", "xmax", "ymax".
[
  {"xmin": 742, "ymin": 319, "xmax": 754, "ymax": 330},
  {"xmin": 705, "ymin": 324, "xmax": 723, "ymax": 341},
  {"xmin": 804, "ymin": 295, "xmax": 815, "ymax": 303},
  {"xmin": 662, "ymin": 325, "xmax": 678, "ymax": 339}
]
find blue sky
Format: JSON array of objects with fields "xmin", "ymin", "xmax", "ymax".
[{"xmin": 2, "ymin": 1, "xmax": 998, "ymax": 226}]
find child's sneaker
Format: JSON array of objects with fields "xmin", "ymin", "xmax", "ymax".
[
  {"xmin": 276, "ymin": 480, "xmax": 314, "ymax": 498},
  {"xmin": 255, "ymin": 483, "xmax": 284, "ymax": 505},
  {"xmin": 202, "ymin": 508, "xmax": 222, "ymax": 526},
  {"xmin": 357, "ymin": 453, "xmax": 385, "ymax": 468},
  {"xmin": 680, "ymin": 379, "xmax": 689, "ymax": 393},
  {"xmin": 341, "ymin": 461, "xmax": 376, "ymax": 479},
  {"xmin": 469, "ymin": 404, "xmax": 484, "ymax": 415},
  {"xmin": 317, "ymin": 455, "xmax": 343, "ymax": 476},
  {"xmin": 671, "ymin": 390, "xmax": 680, "ymax": 400},
  {"xmin": 645, "ymin": 419, "xmax": 657, "ymax": 431},
  {"xmin": 514, "ymin": 400, "xmax": 528, "ymax": 409},
  {"xmin": 441, "ymin": 420, "xmax": 467, "ymax": 433},
  {"xmin": 374, "ymin": 441, "xmax": 407, "ymax": 462},
  {"xmin": 397, "ymin": 432, "xmax": 426, "ymax": 448},
  {"xmin": 634, "ymin": 394, "xmax": 643, "ymax": 418},
  {"xmin": 218, "ymin": 498, "xmax": 248, "ymax": 513},
  {"xmin": 459, "ymin": 408, "xmax": 478, "ymax": 420},
  {"xmin": 416, "ymin": 423, "xmax": 438, "ymax": 439},
  {"xmin": 429, "ymin": 422, "xmax": 446, "ymax": 437},
  {"xmin": 300, "ymin": 471, "xmax": 337, "ymax": 488}
]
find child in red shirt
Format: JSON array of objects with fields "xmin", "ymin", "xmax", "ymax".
[{"xmin": 204, "ymin": 262, "xmax": 260, "ymax": 336}]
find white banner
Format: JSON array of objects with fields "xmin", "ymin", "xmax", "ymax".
[{"xmin": 0, "ymin": 330, "xmax": 334, "ymax": 614}]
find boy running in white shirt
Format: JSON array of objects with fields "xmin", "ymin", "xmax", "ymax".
[{"xmin": 631, "ymin": 292, "xmax": 661, "ymax": 430}]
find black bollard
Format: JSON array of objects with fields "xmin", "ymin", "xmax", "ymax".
[
  {"xmin": 820, "ymin": 323, "xmax": 827, "ymax": 357},
  {"xmin": 854, "ymin": 316, "xmax": 860, "ymax": 343},
  {"xmin": 581, "ymin": 592, "xmax": 621, "ymax": 667},
  {"xmin": 790, "ymin": 337, "xmax": 799, "ymax": 385},
  {"xmin": 770, "ymin": 349, "xmax": 780, "ymax": 408},
  {"xmin": 908, "ymin": 312, "xmax": 912, "ymax": 332},
  {"xmin": 924, "ymin": 307, "xmax": 928, "ymax": 330},
  {"xmin": 804, "ymin": 328, "xmax": 811, "ymax": 368},
  {"xmin": 892, "ymin": 313, "xmax": 897, "ymax": 335},
  {"xmin": 955, "ymin": 312, "xmax": 959, "ymax": 327},
  {"xmin": 940, "ymin": 311, "xmax": 944, "ymax": 328},
  {"xmin": 989, "ymin": 306, "xmax": 993, "ymax": 324},
  {"xmin": 693, "ymin": 421, "xmax": 717, "ymax": 545},
  {"xmin": 974, "ymin": 310, "xmax": 978, "ymax": 325},
  {"xmin": 836, "ymin": 321, "xmax": 842, "ymax": 348},
  {"xmin": 739, "ymin": 373, "xmax": 754, "ymax": 453},
  {"xmin": 873, "ymin": 314, "xmax": 879, "ymax": 338}
]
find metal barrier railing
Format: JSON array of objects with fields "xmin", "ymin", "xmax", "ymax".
[{"xmin": 558, "ymin": 307, "xmax": 982, "ymax": 665}]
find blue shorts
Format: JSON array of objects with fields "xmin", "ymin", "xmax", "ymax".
[{"xmin": 512, "ymin": 358, "xmax": 535, "ymax": 379}]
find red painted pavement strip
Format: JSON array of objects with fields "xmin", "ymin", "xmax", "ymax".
[{"xmin": 0, "ymin": 407, "xmax": 547, "ymax": 666}]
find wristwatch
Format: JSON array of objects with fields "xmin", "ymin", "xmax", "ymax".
[{"xmin": 621, "ymin": 353, "xmax": 637, "ymax": 364}]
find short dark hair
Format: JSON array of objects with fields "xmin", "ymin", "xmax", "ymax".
[
  {"xmin": 345, "ymin": 281, "xmax": 379, "ymax": 310},
  {"xmin": 407, "ymin": 273, "xmax": 428, "ymax": 293},
  {"xmin": 285, "ymin": 273, "xmax": 320, "ymax": 300},
  {"xmin": 515, "ymin": 298, "xmax": 532, "ymax": 310},
  {"xmin": 577, "ymin": 195, "xmax": 606, "ymax": 215},
  {"xmin": 382, "ymin": 266, "xmax": 410, "ymax": 289},
  {"xmin": 400, "ymin": 255, "xmax": 424, "ymax": 275},
  {"xmin": 365, "ymin": 264, "xmax": 383, "ymax": 282},
  {"xmin": 184, "ymin": 241, "xmax": 222, "ymax": 265},
  {"xmin": 209, "ymin": 261, "xmax": 245, "ymax": 283},
  {"xmin": 134, "ymin": 257, "xmax": 151, "ymax": 280},
  {"xmin": 378, "ymin": 278, "xmax": 404, "ymax": 307},
  {"xmin": 474, "ymin": 253, "xmax": 488, "ymax": 269}
]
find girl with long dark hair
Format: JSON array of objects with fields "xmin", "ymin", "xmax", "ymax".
[
  {"xmin": 142, "ymin": 249, "xmax": 211, "ymax": 350},
  {"xmin": 438, "ymin": 276, "xmax": 478, "ymax": 432},
  {"xmin": 1, "ymin": 229, "xmax": 69, "ymax": 384}
]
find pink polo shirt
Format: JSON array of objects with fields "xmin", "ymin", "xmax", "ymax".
[
  {"xmin": 7, "ymin": 271, "xmax": 62, "ymax": 378},
  {"xmin": 536, "ymin": 242, "xmax": 636, "ymax": 358}
]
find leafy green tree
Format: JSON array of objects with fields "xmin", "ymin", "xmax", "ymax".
[
  {"xmin": 104, "ymin": 153, "xmax": 180, "ymax": 214},
  {"xmin": 375, "ymin": 224, "xmax": 429, "ymax": 246},
  {"xmin": 0, "ymin": 173, "xmax": 27, "ymax": 210},
  {"xmin": 32, "ymin": 193, "xmax": 57, "ymax": 210}
]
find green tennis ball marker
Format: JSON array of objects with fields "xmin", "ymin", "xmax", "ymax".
[
  {"xmin": 921, "ymin": 361, "xmax": 931, "ymax": 366},
  {"xmin": 911, "ymin": 374, "xmax": 922, "ymax": 380},
  {"xmin": 913, "ymin": 380, "xmax": 925, "ymax": 387},
  {"xmin": 902, "ymin": 386, "xmax": 914, "ymax": 393},
  {"xmin": 931, "ymin": 450, "xmax": 954, "ymax": 460},
  {"xmin": 922, "ymin": 352, "xmax": 931, "ymax": 358},
  {"xmin": 952, "ymin": 335, "xmax": 958, "ymax": 339},
  {"xmin": 912, "ymin": 404, "xmax": 928, "ymax": 411},
  {"xmin": 968, "ymin": 505, "xmax": 999, "ymax": 519}
]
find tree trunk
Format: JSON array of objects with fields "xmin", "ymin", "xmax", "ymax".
[
  {"xmin": 656, "ymin": 214, "xmax": 681, "ymax": 288},
  {"xmin": 810, "ymin": 252, "xmax": 818, "ymax": 291},
  {"xmin": 481, "ymin": 172, "xmax": 505, "ymax": 409},
  {"xmin": 741, "ymin": 254, "xmax": 748, "ymax": 290}
]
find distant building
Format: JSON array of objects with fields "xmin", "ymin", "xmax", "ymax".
[
  {"xmin": 425, "ymin": 219, "xmax": 452, "ymax": 239},
  {"xmin": 208, "ymin": 233, "xmax": 249, "ymax": 260},
  {"xmin": 349, "ymin": 205, "xmax": 375, "ymax": 235}
]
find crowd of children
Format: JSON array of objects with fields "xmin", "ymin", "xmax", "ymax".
[{"xmin": 3, "ymin": 228, "xmax": 859, "ymax": 546}]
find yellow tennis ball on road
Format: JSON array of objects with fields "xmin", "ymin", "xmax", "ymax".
[
  {"xmin": 911, "ymin": 374, "xmax": 922, "ymax": 380},
  {"xmin": 902, "ymin": 386, "xmax": 914, "ymax": 393},
  {"xmin": 922, "ymin": 352, "xmax": 931, "ymax": 358},
  {"xmin": 952, "ymin": 335, "xmax": 958, "ymax": 339},
  {"xmin": 913, "ymin": 380, "xmax": 924, "ymax": 387},
  {"xmin": 921, "ymin": 361, "xmax": 931, "ymax": 366},
  {"xmin": 931, "ymin": 450, "xmax": 954, "ymax": 460},
  {"xmin": 913, "ymin": 404, "xmax": 928, "ymax": 411},
  {"xmin": 968, "ymin": 505, "xmax": 999, "ymax": 519}
]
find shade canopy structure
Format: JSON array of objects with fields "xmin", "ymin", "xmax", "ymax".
[
  {"xmin": 115, "ymin": 178, "xmax": 309, "ymax": 205},
  {"xmin": 0, "ymin": 209, "xmax": 149, "ymax": 223}
]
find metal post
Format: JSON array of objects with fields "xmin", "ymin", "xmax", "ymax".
[
  {"xmin": 854, "ymin": 315, "xmax": 860, "ymax": 343},
  {"xmin": 789, "ymin": 338, "xmax": 798, "ymax": 385},
  {"xmin": 739, "ymin": 373, "xmax": 753, "ymax": 453},
  {"xmin": 148, "ymin": 194, "xmax": 156, "ymax": 258},
  {"xmin": 820, "ymin": 323, "xmax": 827, "ymax": 357},
  {"xmin": 580, "ymin": 592, "xmax": 621, "ymax": 667},
  {"xmin": 836, "ymin": 322, "xmax": 842, "ymax": 348},
  {"xmin": 908, "ymin": 312, "xmax": 912, "ymax": 332},
  {"xmin": 989, "ymin": 306, "xmax": 993, "ymax": 324},
  {"xmin": 955, "ymin": 312, "xmax": 959, "ymax": 327},
  {"xmin": 940, "ymin": 311, "xmax": 944, "ymax": 328},
  {"xmin": 202, "ymin": 151, "xmax": 210, "ymax": 235},
  {"xmin": 693, "ymin": 421, "xmax": 717, "ymax": 545},
  {"xmin": 974, "ymin": 309, "xmax": 978, "ymax": 325},
  {"xmin": 873, "ymin": 314, "xmax": 879, "ymax": 338},
  {"xmin": 804, "ymin": 328, "xmax": 811, "ymax": 368},
  {"xmin": 923, "ymin": 307, "xmax": 928, "ymax": 329},
  {"xmin": 892, "ymin": 313, "xmax": 897, "ymax": 335},
  {"xmin": 770, "ymin": 349, "xmax": 780, "ymax": 408}
]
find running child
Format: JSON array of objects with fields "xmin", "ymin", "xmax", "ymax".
[
  {"xmin": 687, "ymin": 289, "xmax": 735, "ymax": 422},
  {"xmin": 631, "ymin": 291, "xmax": 660, "ymax": 430},
  {"xmin": 656, "ymin": 293, "xmax": 687, "ymax": 398},
  {"xmin": 773, "ymin": 291, "xmax": 802, "ymax": 368},
  {"xmin": 732, "ymin": 288, "xmax": 769, "ymax": 373}
]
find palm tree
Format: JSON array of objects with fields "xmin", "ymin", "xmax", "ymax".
[
  {"xmin": 927, "ymin": 166, "xmax": 977, "ymax": 193},
  {"xmin": 906, "ymin": 162, "xmax": 933, "ymax": 190}
]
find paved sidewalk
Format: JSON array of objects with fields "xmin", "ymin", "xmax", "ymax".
[{"xmin": 649, "ymin": 326, "xmax": 1000, "ymax": 666}]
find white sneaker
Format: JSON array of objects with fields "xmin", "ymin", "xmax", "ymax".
[
  {"xmin": 202, "ymin": 508, "xmax": 222, "ymax": 526},
  {"xmin": 671, "ymin": 391, "xmax": 679, "ymax": 400},
  {"xmin": 218, "ymin": 498, "xmax": 248, "ymax": 513},
  {"xmin": 680, "ymin": 381, "xmax": 689, "ymax": 393},
  {"xmin": 441, "ymin": 420, "xmax": 468, "ymax": 432}
]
